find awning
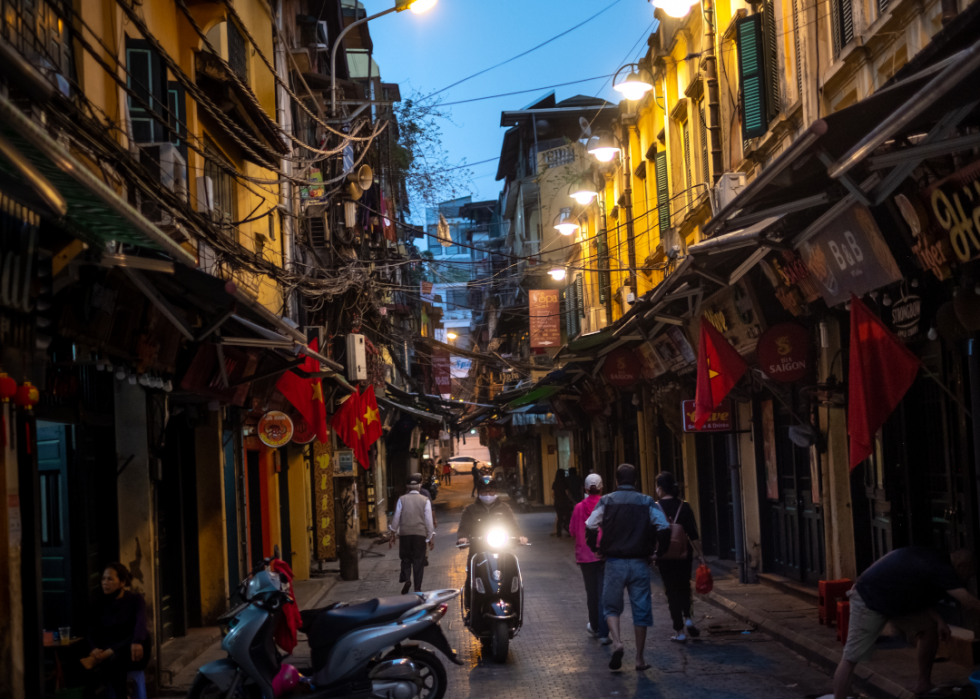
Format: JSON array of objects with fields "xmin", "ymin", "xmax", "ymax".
[
  {"xmin": 377, "ymin": 396, "xmax": 444, "ymax": 424},
  {"xmin": 506, "ymin": 384, "xmax": 563, "ymax": 409},
  {"xmin": 0, "ymin": 94, "xmax": 196, "ymax": 265}
]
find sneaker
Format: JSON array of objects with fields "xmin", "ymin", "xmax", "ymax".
[
  {"xmin": 587, "ymin": 623, "xmax": 598, "ymax": 638},
  {"xmin": 685, "ymin": 618, "xmax": 700, "ymax": 638},
  {"xmin": 670, "ymin": 633, "xmax": 687, "ymax": 643},
  {"xmin": 599, "ymin": 637, "xmax": 612, "ymax": 645}
]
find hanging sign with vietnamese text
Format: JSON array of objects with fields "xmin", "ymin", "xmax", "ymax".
[
  {"xmin": 682, "ymin": 399, "xmax": 733, "ymax": 432},
  {"xmin": 756, "ymin": 323, "xmax": 810, "ymax": 383},
  {"xmin": 797, "ymin": 202, "xmax": 903, "ymax": 307},
  {"xmin": 258, "ymin": 411, "xmax": 294, "ymax": 448},
  {"xmin": 433, "ymin": 349, "xmax": 451, "ymax": 396},
  {"xmin": 924, "ymin": 159, "xmax": 980, "ymax": 264},
  {"xmin": 529, "ymin": 289, "xmax": 561, "ymax": 348},
  {"xmin": 602, "ymin": 347, "xmax": 641, "ymax": 388}
]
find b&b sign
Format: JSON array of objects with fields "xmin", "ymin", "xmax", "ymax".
[{"xmin": 682, "ymin": 399, "xmax": 733, "ymax": 433}]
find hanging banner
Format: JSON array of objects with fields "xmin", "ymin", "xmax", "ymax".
[
  {"xmin": 313, "ymin": 440, "xmax": 336, "ymax": 560},
  {"xmin": 529, "ymin": 289, "xmax": 560, "ymax": 348},
  {"xmin": 797, "ymin": 202, "xmax": 903, "ymax": 307},
  {"xmin": 682, "ymin": 399, "xmax": 733, "ymax": 432},
  {"xmin": 602, "ymin": 347, "xmax": 641, "ymax": 388},
  {"xmin": 762, "ymin": 400, "xmax": 779, "ymax": 500},
  {"xmin": 756, "ymin": 323, "xmax": 810, "ymax": 383},
  {"xmin": 432, "ymin": 350, "xmax": 451, "ymax": 395},
  {"xmin": 258, "ymin": 411, "xmax": 293, "ymax": 448}
]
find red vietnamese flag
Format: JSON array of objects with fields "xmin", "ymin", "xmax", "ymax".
[
  {"xmin": 848, "ymin": 294, "xmax": 920, "ymax": 469},
  {"xmin": 360, "ymin": 385, "xmax": 383, "ymax": 449},
  {"xmin": 331, "ymin": 389, "xmax": 369, "ymax": 467},
  {"xmin": 276, "ymin": 338, "xmax": 329, "ymax": 443},
  {"xmin": 694, "ymin": 318, "xmax": 749, "ymax": 429}
]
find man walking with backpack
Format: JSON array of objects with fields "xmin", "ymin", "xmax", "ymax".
[{"xmin": 586, "ymin": 464, "xmax": 670, "ymax": 671}]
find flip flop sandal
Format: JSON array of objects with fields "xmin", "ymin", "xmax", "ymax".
[{"xmin": 609, "ymin": 648, "xmax": 624, "ymax": 671}]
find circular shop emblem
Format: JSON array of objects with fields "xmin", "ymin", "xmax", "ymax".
[
  {"xmin": 602, "ymin": 347, "xmax": 641, "ymax": 388},
  {"xmin": 258, "ymin": 411, "xmax": 294, "ymax": 448},
  {"xmin": 291, "ymin": 413, "xmax": 317, "ymax": 445},
  {"xmin": 756, "ymin": 323, "xmax": 810, "ymax": 383}
]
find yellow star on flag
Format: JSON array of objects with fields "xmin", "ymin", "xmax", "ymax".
[
  {"xmin": 363, "ymin": 405, "xmax": 379, "ymax": 425},
  {"xmin": 312, "ymin": 381, "xmax": 323, "ymax": 402},
  {"xmin": 353, "ymin": 419, "xmax": 365, "ymax": 439},
  {"xmin": 707, "ymin": 357, "xmax": 719, "ymax": 379}
]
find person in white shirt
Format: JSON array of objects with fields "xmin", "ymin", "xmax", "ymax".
[{"xmin": 389, "ymin": 473, "xmax": 436, "ymax": 594}]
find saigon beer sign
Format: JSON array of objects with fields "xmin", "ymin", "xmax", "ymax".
[{"xmin": 756, "ymin": 323, "xmax": 810, "ymax": 383}]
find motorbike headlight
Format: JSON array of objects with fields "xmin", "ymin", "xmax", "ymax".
[{"xmin": 487, "ymin": 529, "xmax": 508, "ymax": 548}]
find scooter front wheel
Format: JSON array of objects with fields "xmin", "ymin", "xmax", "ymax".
[
  {"xmin": 491, "ymin": 620, "xmax": 509, "ymax": 663},
  {"xmin": 385, "ymin": 646, "xmax": 447, "ymax": 699}
]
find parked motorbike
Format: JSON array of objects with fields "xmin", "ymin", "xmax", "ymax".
[
  {"xmin": 423, "ymin": 474, "xmax": 439, "ymax": 501},
  {"xmin": 504, "ymin": 472, "xmax": 529, "ymax": 513},
  {"xmin": 457, "ymin": 530, "xmax": 526, "ymax": 663},
  {"xmin": 189, "ymin": 557, "xmax": 461, "ymax": 699}
]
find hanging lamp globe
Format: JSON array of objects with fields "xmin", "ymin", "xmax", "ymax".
[
  {"xmin": 549, "ymin": 267, "xmax": 567, "ymax": 281},
  {"xmin": 613, "ymin": 71, "xmax": 654, "ymax": 101},
  {"xmin": 553, "ymin": 209, "xmax": 580, "ymax": 236},
  {"xmin": 570, "ymin": 180, "xmax": 599, "ymax": 206},
  {"xmin": 588, "ymin": 132, "xmax": 620, "ymax": 163},
  {"xmin": 654, "ymin": 0, "xmax": 695, "ymax": 18}
]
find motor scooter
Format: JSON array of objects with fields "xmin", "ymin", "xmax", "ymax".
[
  {"xmin": 423, "ymin": 474, "xmax": 439, "ymax": 501},
  {"xmin": 189, "ymin": 558, "xmax": 461, "ymax": 699},
  {"xmin": 504, "ymin": 471, "xmax": 528, "ymax": 513},
  {"xmin": 457, "ymin": 530, "xmax": 527, "ymax": 663}
]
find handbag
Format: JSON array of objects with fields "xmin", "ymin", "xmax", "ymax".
[
  {"xmin": 696, "ymin": 564, "xmax": 714, "ymax": 594},
  {"xmin": 659, "ymin": 501, "xmax": 690, "ymax": 560}
]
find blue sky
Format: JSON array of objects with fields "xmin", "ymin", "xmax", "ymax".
[{"xmin": 366, "ymin": 0, "xmax": 655, "ymax": 209}]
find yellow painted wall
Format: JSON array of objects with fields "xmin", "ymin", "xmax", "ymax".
[
  {"xmin": 287, "ymin": 445, "xmax": 311, "ymax": 581},
  {"xmin": 539, "ymin": 427, "xmax": 559, "ymax": 506}
]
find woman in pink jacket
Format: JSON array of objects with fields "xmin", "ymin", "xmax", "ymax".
[{"xmin": 570, "ymin": 473, "xmax": 610, "ymax": 643}]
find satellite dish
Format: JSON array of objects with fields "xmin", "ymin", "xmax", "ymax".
[
  {"xmin": 357, "ymin": 164, "xmax": 374, "ymax": 191},
  {"xmin": 578, "ymin": 116, "xmax": 592, "ymax": 140},
  {"xmin": 347, "ymin": 181, "xmax": 363, "ymax": 201}
]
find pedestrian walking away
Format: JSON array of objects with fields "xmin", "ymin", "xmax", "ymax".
[
  {"xmin": 566, "ymin": 467, "xmax": 584, "ymax": 505},
  {"xmin": 471, "ymin": 462, "xmax": 481, "ymax": 497},
  {"xmin": 654, "ymin": 471, "xmax": 705, "ymax": 643},
  {"xmin": 586, "ymin": 463, "xmax": 670, "ymax": 672},
  {"xmin": 389, "ymin": 473, "xmax": 436, "ymax": 594},
  {"xmin": 570, "ymin": 473, "xmax": 610, "ymax": 644},
  {"xmin": 552, "ymin": 469, "xmax": 573, "ymax": 537},
  {"xmin": 832, "ymin": 546, "xmax": 980, "ymax": 699}
]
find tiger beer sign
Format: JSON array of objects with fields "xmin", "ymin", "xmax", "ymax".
[{"xmin": 682, "ymin": 399, "xmax": 733, "ymax": 432}]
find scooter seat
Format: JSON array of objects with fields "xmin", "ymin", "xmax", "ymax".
[{"xmin": 307, "ymin": 595, "xmax": 421, "ymax": 648}]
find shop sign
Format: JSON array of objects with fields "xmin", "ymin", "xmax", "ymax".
[
  {"xmin": 760, "ymin": 250, "xmax": 824, "ymax": 316},
  {"xmin": 798, "ymin": 202, "xmax": 903, "ymax": 307},
  {"xmin": 893, "ymin": 193, "xmax": 953, "ymax": 281},
  {"xmin": 529, "ymin": 289, "xmax": 560, "ymax": 347},
  {"xmin": 602, "ymin": 347, "xmax": 641, "ymax": 388},
  {"xmin": 334, "ymin": 449, "xmax": 356, "ymax": 477},
  {"xmin": 701, "ymin": 279, "xmax": 766, "ymax": 357},
  {"xmin": 258, "ymin": 411, "xmax": 293, "ymax": 447},
  {"xmin": 884, "ymin": 288, "xmax": 924, "ymax": 342},
  {"xmin": 636, "ymin": 342, "xmax": 666, "ymax": 378},
  {"xmin": 682, "ymin": 399, "xmax": 733, "ymax": 432},
  {"xmin": 433, "ymin": 349, "xmax": 451, "ymax": 395},
  {"xmin": 579, "ymin": 388, "xmax": 606, "ymax": 416},
  {"xmin": 649, "ymin": 327, "xmax": 697, "ymax": 374},
  {"xmin": 291, "ymin": 413, "xmax": 317, "ymax": 445},
  {"xmin": 924, "ymin": 159, "xmax": 980, "ymax": 263},
  {"xmin": 756, "ymin": 323, "xmax": 810, "ymax": 383}
]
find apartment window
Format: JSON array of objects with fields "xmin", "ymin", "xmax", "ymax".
[
  {"xmin": 763, "ymin": 0, "xmax": 780, "ymax": 117},
  {"xmin": 227, "ymin": 20, "xmax": 249, "ymax": 83},
  {"xmin": 736, "ymin": 13, "xmax": 779, "ymax": 140},
  {"xmin": 831, "ymin": 0, "xmax": 854, "ymax": 58},
  {"xmin": 1, "ymin": 0, "xmax": 73, "ymax": 80},
  {"xmin": 654, "ymin": 149, "xmax": 671, "ymax": 235},
  {"xmin": 204, "ymin": 137, "xmax": 238, "ymax": 233},
  {"xmin": 446, "ymin": 288, "xmax": 468, "ymax": 310},
  {"xmin": 127, "ymin": 38, "xmax": 168, "ymax": 143}
]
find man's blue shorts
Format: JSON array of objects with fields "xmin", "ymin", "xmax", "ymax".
[{"xmin": 602, "ymin": 557, "xmax": 653, "ymax": 627}]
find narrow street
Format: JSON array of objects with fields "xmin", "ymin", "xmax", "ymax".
[{"xmin": 302, "ymin": 479, "xmax": 835, "ymax": 699}]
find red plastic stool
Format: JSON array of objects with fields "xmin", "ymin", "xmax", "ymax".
[
  {"xmin": 818, "ymin": 579, "xmax": 853, "ymax": 625},
  {"xmin": 836, "ymin": 601, "xmax": 850, "ymax": 644}
]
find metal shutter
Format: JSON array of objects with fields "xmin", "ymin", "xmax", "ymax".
[
  {"xmin": 793, "ymin": 0, "xmax": 803, "ymax": 100},
  {"xmin": 736, "ymin": 14, "xmax": 769, "ymax": 140},
  {"xmin": 763, "ymin": 0, "xmax": 780, "ymax": 120},
  {"xmin": 655, "ymin": 150, "xmax": 671, "ymax": 235}
]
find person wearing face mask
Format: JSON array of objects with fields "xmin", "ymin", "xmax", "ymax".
[{"xmin": 457, "ymin": 477, "xmax": 528, "ymax": 614}]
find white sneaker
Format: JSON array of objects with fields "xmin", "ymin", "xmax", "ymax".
[
  {"xmin": 587, "ymin": 623, "xmax": 598, "ymax": 637},
  {"xmin": 599, "ymin": 636, "xmax": 612, "ymax": 645},
  {"xmin": 670, "ymin": 633, "xmax": 687, "ymax": 643}
]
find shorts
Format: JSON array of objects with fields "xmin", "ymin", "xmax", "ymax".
[
  {"xmin": 842, "ymin": 590, "xmax": 937, "ymax": 663},
  {"xmin": 602, "ymin": 558, "xmax": 653, "ymax": 627}
]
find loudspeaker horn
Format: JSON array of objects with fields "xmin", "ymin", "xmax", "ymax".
[{"xmin": 357, "ymin": 164, "xmax": 374, "ymax": 191}]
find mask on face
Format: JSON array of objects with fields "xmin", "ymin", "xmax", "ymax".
[{"xmin": 479, "ymin": 494, "xmax": 497, "ymax": 505}]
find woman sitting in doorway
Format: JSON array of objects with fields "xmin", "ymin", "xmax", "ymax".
[{"xmin": 82, "ymin": 562, "xmax": 151, "ymax": 698}]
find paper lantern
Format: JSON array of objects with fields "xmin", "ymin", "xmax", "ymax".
[
  {"xmin": 14, "ymin": 382, "xmax": 39, "ymax": 410},
  {"xmin": 0, "ymin": 373, "xmax": 16, "ymax": 402}
]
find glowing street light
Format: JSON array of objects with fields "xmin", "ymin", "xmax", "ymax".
[
  {"xmin": 402, "ymin": 0, "xmax": 438, "ymax": 12},
  {"xmin": 613, "ymin": 67, "xmax": 654, "ymax": 102},
  {"xmin": 549, "ymin": 267, "xmax": 567, "ymax": 282},
  {"xmin": 569, "ymin": 179, "xmax": 598, "ymax": 206},
  {"xmin": 553, "ymin": 208, "xmax": 580, "ymax": 236},
  {"xmin": 446, "ymin": 331, "xmax": 458, "ymax": 340},
  {"xmin": 650, "ymin": 0, "xmax": 697, "ymax": 19},
  {"xmin": 588, "ymin": 132, "xmax": 621, "ymax": 163}
]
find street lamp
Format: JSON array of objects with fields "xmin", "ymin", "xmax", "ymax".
[
  {"xmin": 446, "ymin": 331, "xmax": 458, "ymax": 340},
  {"xmin": 587, "ymin": 131, "xmax": 621, "ymax": 163},
  {"xmin": 331, "ymin": 0, "xmax": 437, "ymax": 116},
  {"xmin": 549, "ymin": 267, "xmax": 567, "ymax": 281},
  {"xmin": 613, "ymin": 64, "xmax": 654, "ymax": 102},
  {"xmin": 553, "ymin": 207, "xmax": 579, "ymax": 236},
  {"xmin": 569, "ymin": 178, "xmax": 598, "ymax": 206},
  {"xmin": 650, "ymin": 0, "xmax": 697, "ymax": 19}
]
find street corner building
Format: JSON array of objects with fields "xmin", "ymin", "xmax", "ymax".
[
  {"xmin": 452, "ymin": 0, "xmax": 980, "ymax": 688},
  {"xmin": 0, "ymin": 0, "xmax": 456, "ymax": 696}
]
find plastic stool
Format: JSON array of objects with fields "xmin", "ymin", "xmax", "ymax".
[
  {"xmin": 818, "ymin": 579, "xmax": 853, "ymax": 625},
  {"xmin": 836, "ymin": 601, "xmax": 850, "ymax": 644},
  {"xmin": 105, "ymin": 670, "xmax": 147, "ymax": 699}
]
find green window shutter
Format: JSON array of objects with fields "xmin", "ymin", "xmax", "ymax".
[
  {"xmin": 736, "ymin": 14, "xmax": 769, "ymax": 140},
  {"xmin": 597, "ymin": 235, "xmax": 609, "ymax": 305},
  {"xmin": 793, "ymin": 0, "xmax": 803, "ymax": 100},
  {"xmin": 575, "ymin": 274, "xmax": 585, "ymax": 327},
  {"xmin": 763, "ymin": 0, "xmax": 780, "ymax": 120},
  {"xmin": 654, "ymin": 150, "xmax": 671, "ymax": 235}
]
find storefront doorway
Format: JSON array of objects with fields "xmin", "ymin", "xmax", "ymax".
[{"xmin": 696, "ymin": 433, "xmax": 733, "ymax": 560}]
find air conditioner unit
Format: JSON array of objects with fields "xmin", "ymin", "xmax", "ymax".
[
  {"xmin": 138, "ymin": 143, "xmax": 187, "ymax": 227},
  {"xmin": 346, "ymin": 333, "xmax": 367, "ymax": 382},
  {"xmin": 711, "ymin": 172, "xmax": 746, "ymax": 215}
]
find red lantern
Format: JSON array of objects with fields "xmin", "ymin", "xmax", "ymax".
[
  {"xmin": 14, "ymin": 382, "xmax": 39, "ymax": 410},
  {"xmin": 0, "ymin": 373, "xmax": 16, "ymax": 403}
]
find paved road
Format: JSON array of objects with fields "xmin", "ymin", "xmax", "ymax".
[{"xmin": 301, "ymin": 479, "xmax": 837, "ymax": 699}]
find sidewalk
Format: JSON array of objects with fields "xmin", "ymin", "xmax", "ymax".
[{"xmin": 702, "ymin": 569, "xmax": 975, "ymax": 699}]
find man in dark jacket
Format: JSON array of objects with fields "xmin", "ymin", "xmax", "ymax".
[
  {"xmin": 586, "ymin": 464, "xmax": 669, "ymax": 672},
  {"xmin": 470, "ymin": 462, "xmax": 481, "ymax": 498}
]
